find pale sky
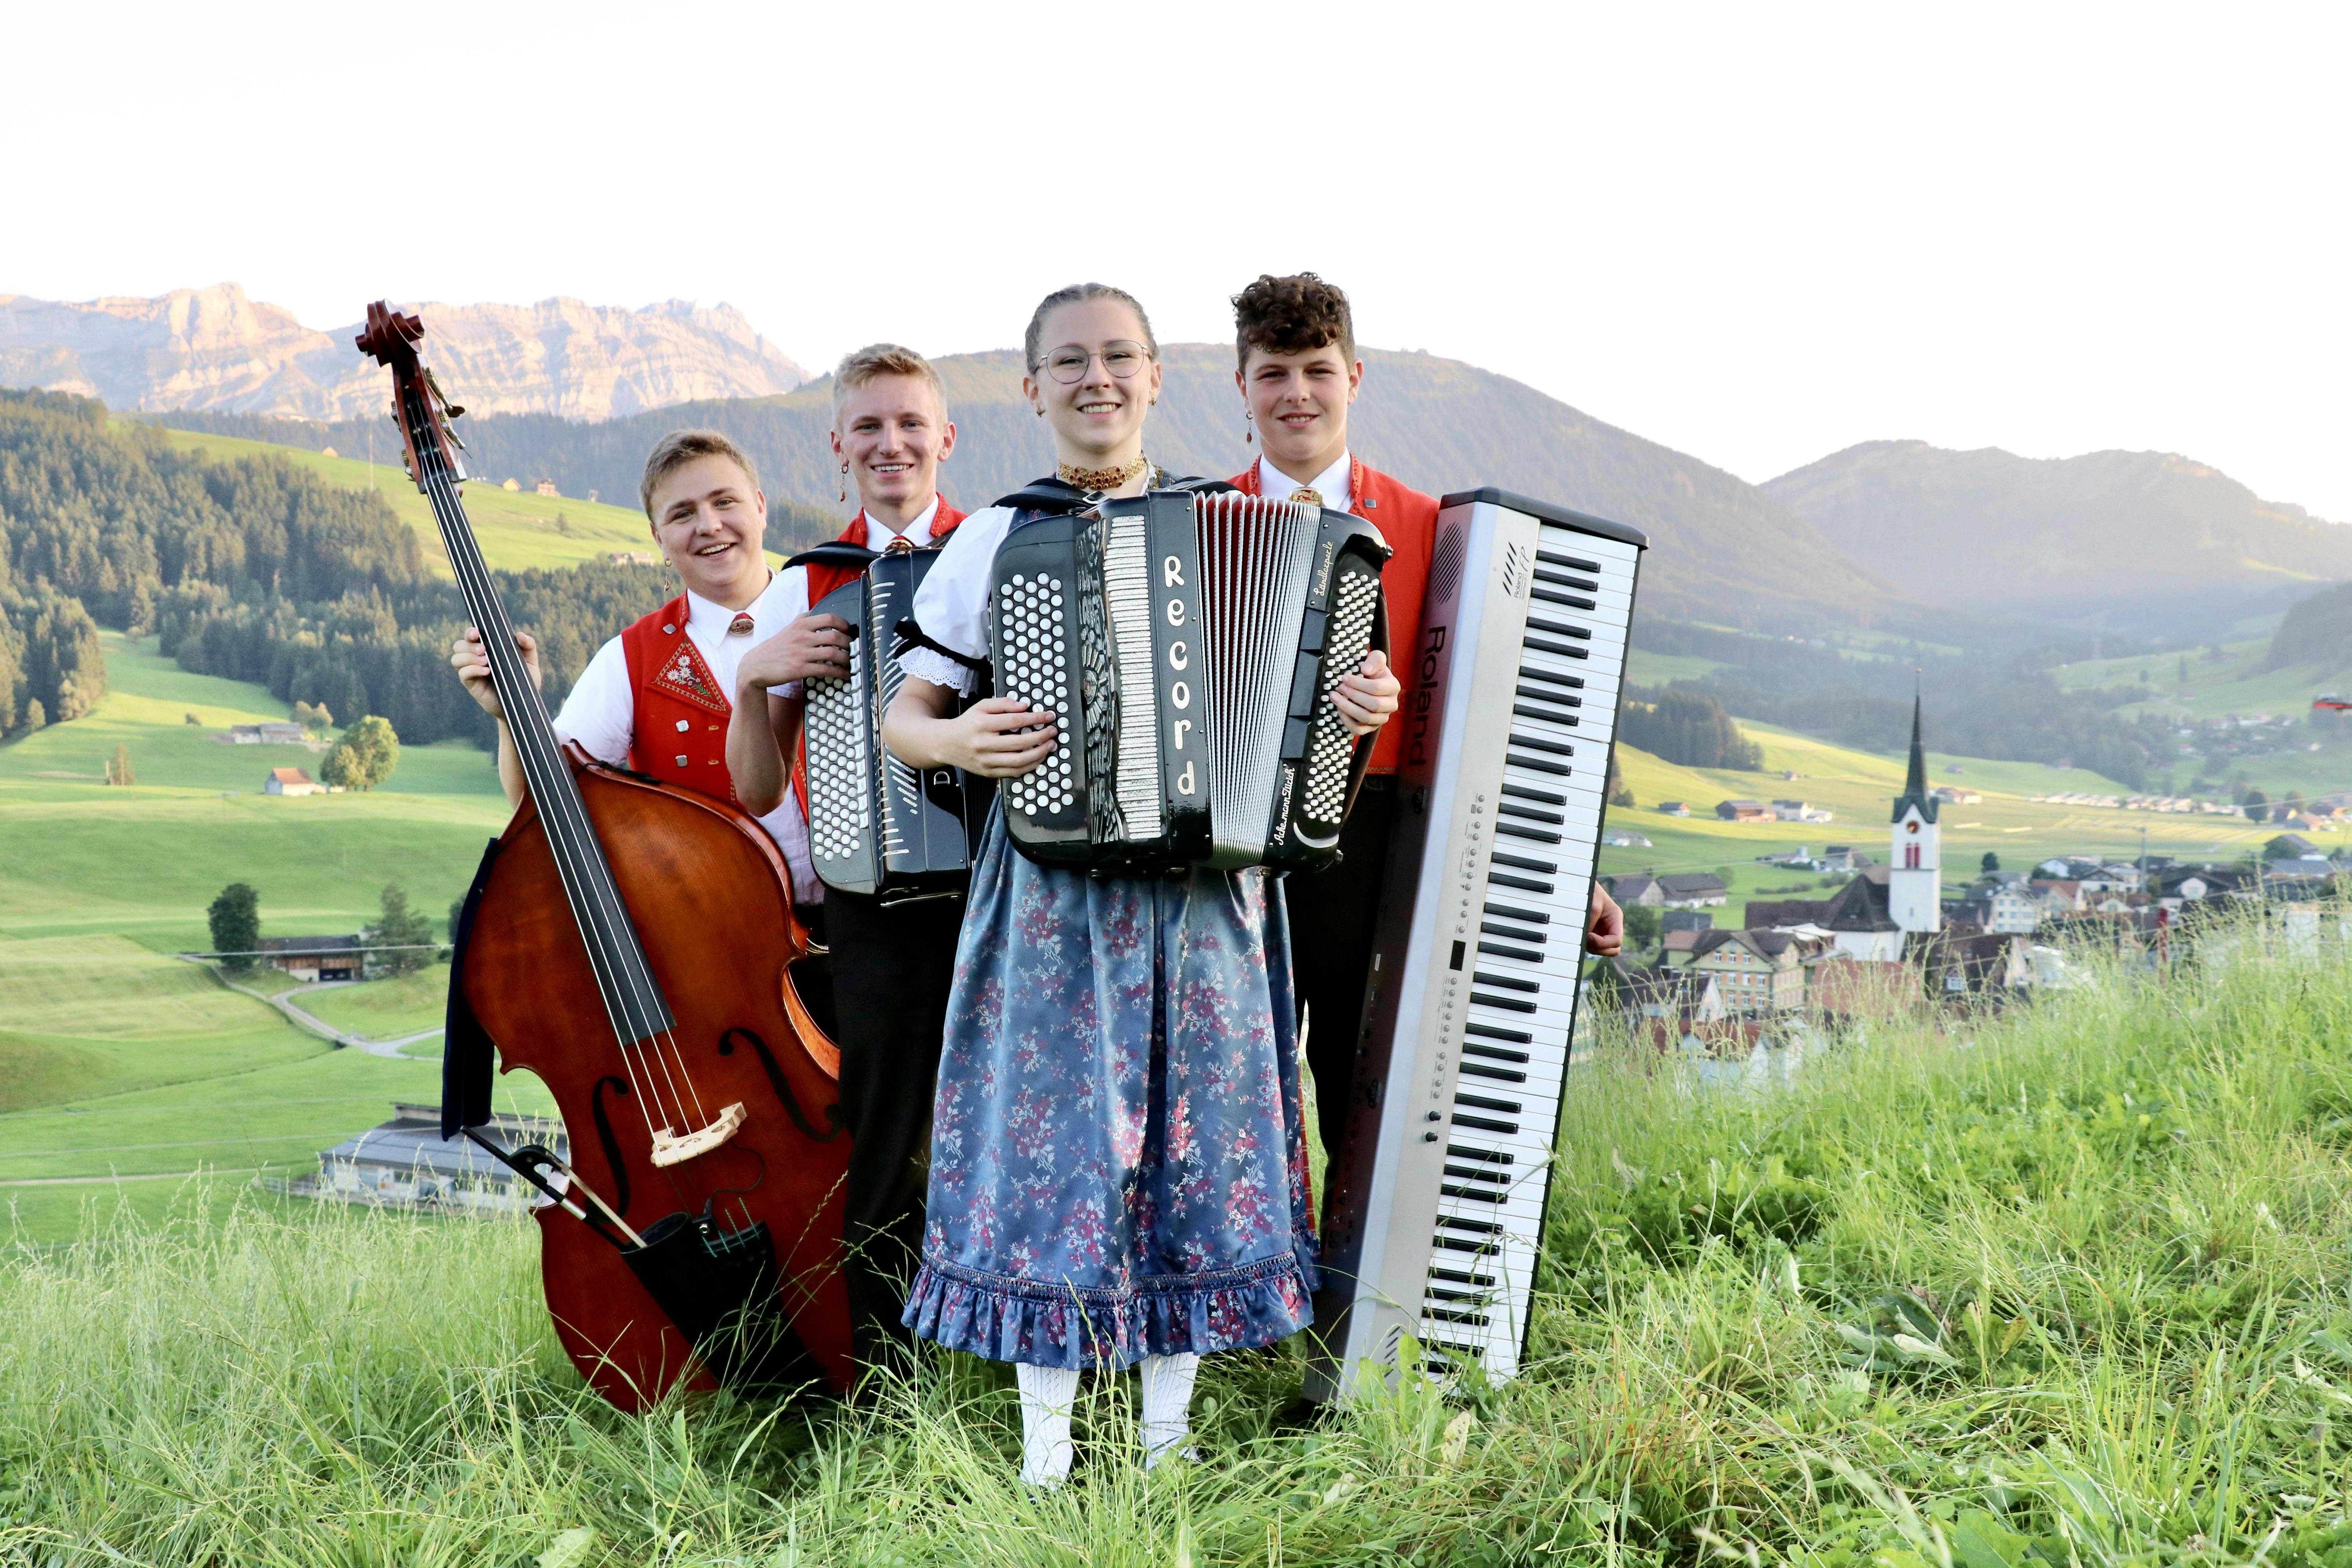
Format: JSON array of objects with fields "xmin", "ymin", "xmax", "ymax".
[{"xmin": 9, "ymin": 2, "xmax": 2348, "ymax": 518}]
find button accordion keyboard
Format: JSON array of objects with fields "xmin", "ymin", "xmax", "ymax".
[
  {"xmin": 1309, "ymin": 487, "xmax": 1647, "ymax": 1398},
  {"xmin": 989, "ymin": 488, "xmax": 1390, "ymax": 874},
  {"xmin": 802, "ymin": 548, "xmax": 989, "ymax": 900}
]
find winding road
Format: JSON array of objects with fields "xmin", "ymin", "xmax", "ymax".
[{"xmin": 183, "ymin": 959, "xmax": 444, "ymax": 1059}]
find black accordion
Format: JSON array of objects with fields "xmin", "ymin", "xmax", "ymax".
[
  {"xmin": 990, "ymin": 489, "xmax": 1390, "ymax": 874},
  {"xmin": 801, "ymin": 548, "xmax": 988, "ymax": 900}
]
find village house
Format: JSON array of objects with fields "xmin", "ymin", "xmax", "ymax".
[
  {"xmin": 1771, "ymin": 799, "xmax": 1835, "ymax": 823},
  {"xmin": 264, "ymin": 766, "xmax": 319, "ymax": 796},
  {"xmin": 1931, "ymin": 785, "xmax": 1983, "ymax": 805},
  {"xmin": 258, "ymin": 935, "xmax": 364, "ymax": 982},
  {"xmin": 287, "ymin": 1102, "xmax": 568, "ymax": 1216},
  {"xmin": 1655, "ymin": 801, "xmax": 1691, "ymax": 817},
  {"xmin": 1804, "ymin": 954, "xmax": 1920, "ymax": 1021},
  {"xmin": 1661, "ymin": 909, "xmax": 1714, "ymax": 934},
  {"xmin": 1659, "ymin": 928, "xmax": 1708, "ymax": 968},
  {"xmin": 1606, "ymin": 873, "xmax": 1664, "ymax": 909},
  {"xmin": 1688, "ymin": 927, "xmax": 1818, "ymax": 1014},
  {"xmin": 1949, "ymin": 880, "xmax": 2042, "ymax": 935},
  {"xmin": 229, "ymin": 722, "xmax": 307, "ymax": 745},
  {"xmin": 534, "ymin": 477, "xmax": 560, "ymax": 497},
  {"xmin": 1744, "ymin": 867, "xmax": 1904, "ymax": 960},
  {"xmin": 1716, "ymin": 799, "xmax": 1773, "ymax": 822},
  {"xmin": 1657, "ymin": 872, "xmax": 1730, "ymax": 909}
]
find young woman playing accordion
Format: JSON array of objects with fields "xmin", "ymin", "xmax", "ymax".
[{"xmin": 882, "ymin": 282, "xmax": 1401, "ymax": 1485}]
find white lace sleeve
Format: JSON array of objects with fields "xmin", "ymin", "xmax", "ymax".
[{"xmin": 898, "ymin": 504, "xmax": 1016, "ymax": 695}]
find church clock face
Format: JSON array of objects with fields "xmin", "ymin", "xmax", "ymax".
[{"xmin": 1906, "ymin": 820, "xmax": 1920, "ymax": 834}]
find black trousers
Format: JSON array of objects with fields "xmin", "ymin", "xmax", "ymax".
[
  {"xmin": 1285, "ymin": 775, "xmax": 1399, "ymax": 1163},
  {"xmin": 820, "ymin": 885, "xmax": 965, "ymax": 1372}
]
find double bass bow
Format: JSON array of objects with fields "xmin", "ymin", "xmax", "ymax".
[{"xmin": 357, "ymin": 302, "xmax": 853, "ymax": 1407}]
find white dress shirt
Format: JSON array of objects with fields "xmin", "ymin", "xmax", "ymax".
[
  {"xmin": 553, "ymin": 570, "xmax": 824, "ymax": 903},
  {"xmin": 1254, "ymin": 450, "xmax": 1352, "ymax": 514}
]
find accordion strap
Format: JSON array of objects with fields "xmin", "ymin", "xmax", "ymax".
[
  {"xmin": 782, "ymin": 541, "xmax": 884, "ymax": 573},
  {"xmin": 894, "ymin": 618, "xmax": 990, "ymax": 677},
  {"xmin": 990, "ymin": 474, "xmax": 1241, "ymax": 514}
]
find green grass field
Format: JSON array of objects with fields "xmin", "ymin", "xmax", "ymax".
[
  {"xmin": 0, "ymin": 631, "xmax": 508, "ymax": 952},
  {"xmin": 1599, "ymin": 720, "xmax": 2288, "ymax": 901},
  {"xmin": 7, "ymin": 916, "xmax": 2352, "ymax": 1563},
  {"xmin": 298, "ymin": 964, "xmax": 453, "ymax": 1041}
]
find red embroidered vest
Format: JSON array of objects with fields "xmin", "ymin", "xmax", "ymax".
[
  {"xmin": 1230, "ymin": 457, "xmax": 1439, "ymax": 775},
  {"xmin": 802, "ymin": 498, "xmax": 968, "ymax": 607},
  {"xmin": 619, "ymin": 594, "xmax": 739, "ymax": 803}
]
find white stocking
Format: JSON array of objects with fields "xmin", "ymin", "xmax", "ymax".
[
  {"xmin": 1015, "ymin": 1362, "xmax": 1079, "ymax": 1487},
  {"xmin": 1138, "ymin": 1352, "xmax": 1201, "ymax": 1468}
]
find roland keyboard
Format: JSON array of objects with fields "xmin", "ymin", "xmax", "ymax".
[{"xmin": 1308, "ymin": 487, "xmax": 1646, "ymax": 1398}]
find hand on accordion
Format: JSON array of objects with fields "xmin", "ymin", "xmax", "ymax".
[
  {"xmin": 927, "ymin": 696, "xmax": 1059, "ymax": 779},
  {"xmin": 1330, "ymin": 648, "xmax": 1402, "ymax": 737},
  {"xmin": 738, "ymin": 613, "xmax": 854, "ymax": 697}
]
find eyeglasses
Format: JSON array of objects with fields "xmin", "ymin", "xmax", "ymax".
[{"xmin": 1038, "ymin": 341, "xmax": 1151, "ymax": 384}]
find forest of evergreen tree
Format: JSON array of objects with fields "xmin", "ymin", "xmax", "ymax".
[{"xmin": 0, "ymin": 388, "xmax": 674, "ymax": 744}]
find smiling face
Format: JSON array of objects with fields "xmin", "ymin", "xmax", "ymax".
[
  {"xmin": 831, "ymin": 372, "xmax": 956, "ymax": 528},
  {"xmin": 1239, "ymin": 342, "xmax": 1361, "ymax": 483},
  {"xmin": 646, "ymin": 453, "xmax": 770, "ymax": 606},
  {"xmin": 1023, "ymin": 297, "xmax": 1161, "ymax": 466}
]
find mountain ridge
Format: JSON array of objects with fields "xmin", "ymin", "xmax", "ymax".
[
  {"xmin": 0, "ymin": 283, "xmax": 808, "ymax": 422},
  {"xmin": 1763, "ymin": 439, "xmax": 2352, "ymax": 635}
]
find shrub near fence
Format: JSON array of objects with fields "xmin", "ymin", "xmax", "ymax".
[{"xmin": 7, "ymin": 913, "xmax": 2352, "ymax": 1564}]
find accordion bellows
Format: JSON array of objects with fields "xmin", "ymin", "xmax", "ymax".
[{"xmin": 991, "ymin": 490, "xmax": 1390, "ymax": 875}]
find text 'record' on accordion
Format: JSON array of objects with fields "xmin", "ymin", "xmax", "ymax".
[
  {"xmin": 1308, "ymin": 488, "xmax": 1647, "ymax": 1401},
  {"xmin": 802, "ymin": 548, "xmax": 990, "ymax": 900},
  {"xmin": 989, "ymin": 490, "xmax": 1392, "ymax": 875}
]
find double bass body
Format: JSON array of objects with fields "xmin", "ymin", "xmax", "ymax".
[{"xmin": 463, "ymin": 748, "xmax": 854, "ymax": 1408}]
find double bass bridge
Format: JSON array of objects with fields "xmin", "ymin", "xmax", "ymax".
[{"xmin": 648, "ymin": 1100, "xmax": 748, "ymax": 1167}]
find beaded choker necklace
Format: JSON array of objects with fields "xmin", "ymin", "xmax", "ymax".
[{"xmin": 1058, "ymin": 454, "xmax": 1149, "ymax": 494}]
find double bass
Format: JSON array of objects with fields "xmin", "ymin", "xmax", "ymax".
[{"xmin": 358, "ymin": 303, "xmax": 853, "ymax": 1407}]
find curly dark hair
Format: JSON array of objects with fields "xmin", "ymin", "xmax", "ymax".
[{"xmin": 1231, "ymin": 272, "xmax": 1355, "ymax": 370}]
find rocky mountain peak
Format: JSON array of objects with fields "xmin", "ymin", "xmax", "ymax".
[{"xmin": 0, "ymin": 283, "xmax": 808, "ymax": 422}]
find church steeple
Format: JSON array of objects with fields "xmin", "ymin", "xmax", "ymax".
[{"xmin": 1890, "ymin": 685, "xmax": 1938, "ymax": 825}]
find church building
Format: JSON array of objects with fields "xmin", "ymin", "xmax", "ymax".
[{"xmin": 1888, "ymin": 695, "xmax": 1943, "ymax": 933}]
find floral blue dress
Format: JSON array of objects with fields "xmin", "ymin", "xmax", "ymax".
[{"xmin": 898, "ymin": 804, "xmax": 1320, "ymax": 1371}]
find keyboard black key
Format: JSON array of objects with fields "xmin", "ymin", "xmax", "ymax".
[
  {"xmin": 1509, "ymin": 733, "xmax": 1574, "ymax": 756},
  {"xmin": 1465, "ymin": 1022, "xmax": 1534, "ymax": 1044},
  {"xmin": 1472, "ymin": 971, "xmax": 1539, "ymax": 991},
  {"xmin": 1488, "ymin": 871, "xmax": 1553, "ymax": 893},
  {"xmin": 1485, "ymin": 903, "xmax": 1549, "ymax": 925},
  {"xmin": 1445, "ymin": 1147, "xmax": 1513, "ymax": 1166},
  {"xmin": 1476, "ymin": 941, "xmax": 1544, "ymax": 964},
  {"xmin": 1517, "ymin": 666, "xmax": 1584, "ymax": 690},
  {"xmin": 1537, "ymin": 548, "xmax": 1601, "ymax": 573},
  {"xmin": 1525, "ymin": 617, "xmax": 1590, "ymax": 640},
  {"xmin": 1490, "ymin": 851, "xmax": 1557, "ymax": 873},
  {"xmin": 1455, "ymin": 1093, "xmax": 1524, "ymax": 1115},
  {"xmin": 1461, "ymin": 1062, "xmax": 1529, "ymax": 1083},
  {"xmin": 1470, "ymin": 993, "xmax": 1537, "ymax": 1013},
  {"xmin": 1463, "ymin": 1042, "xmax": 1530, "ymax": 1063}
]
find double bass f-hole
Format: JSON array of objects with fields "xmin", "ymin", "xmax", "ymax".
[{"xmin": 717, "ymin": 1028, "xmax": 845, "ymax": 1143}]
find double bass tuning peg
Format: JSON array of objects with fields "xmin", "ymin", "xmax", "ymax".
[{"xmin": 423, "ymin": 367, "xmax": 465, "ymax": 420}]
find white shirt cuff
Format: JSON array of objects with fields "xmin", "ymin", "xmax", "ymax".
[{"xmin": 898, "ymin": 646, "xmax": 976, "ymax": 696}]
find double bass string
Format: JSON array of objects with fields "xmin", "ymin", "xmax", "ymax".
[
  {"xmin": 423, "ymin": 439, "xmax": 714, "ymax": 1140},
  {"xmin": 415, "ymin": 440, "xmax": 708, "ymax": 1140}
]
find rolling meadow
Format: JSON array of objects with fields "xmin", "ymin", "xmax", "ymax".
[
  {"xmin": 7, "ymin": 922, "xmax": 2352, "ymax": 1563},
  {"xmin": 5, "ymin": 406, "xmax": 2352, "ymax": 1563}
]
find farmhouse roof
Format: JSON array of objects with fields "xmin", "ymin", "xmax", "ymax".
[
  {"xmin": 318, "ymin": 1102, "xmax": 567, "ymax": 1182},
  {"xmin": 260, "ymin": 935, "xmax": 362, "ymax": 955},
  {"xmin": 1657, "ymin": 873, "xmax": 1728, "ymax": 895},
  {"xmin": 268, "ymin": 767, "xmax": 314, "ymax": 785}
]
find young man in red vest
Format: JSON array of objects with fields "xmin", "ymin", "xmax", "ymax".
[
  {"xmin": 728, "ymin": 344, "xmax": 968, "ymax": 1376},
  {"xmin": 1225, "ymin": 274, "xmax": 1623, "ymax": 1177},
  {"xmin": 452, "ymin": 426, "xmax": 825, "ymax": 903}
]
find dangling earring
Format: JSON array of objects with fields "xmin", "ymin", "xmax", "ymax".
[
  {"xmin": 1245, "ymin": 407, "xmax": 1255, "ymax": 445},
  {"xmin": 838, "ymin": 462, "xmax": 848, "ymax": 504},
  {"xmin": 1033, "ymin": 403, "xmax": 1045, "ymax": 417}
]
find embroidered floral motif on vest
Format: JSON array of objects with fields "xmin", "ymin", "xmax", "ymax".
[{"xmin": 652, "ymin": 634, "xmax": 732, "ymax": 717}]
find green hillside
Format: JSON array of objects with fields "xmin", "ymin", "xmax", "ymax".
[
  {"xmin": 1601, "ymin": 721, "xmax": 2283, "ymax": 901},
  {"xmin": 144, "ymin": 424, "xmax": 717, "ymax": 574},
  {"xmin": 0, "ymin": 632, "xmax": 506, "ymax": 952}
]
